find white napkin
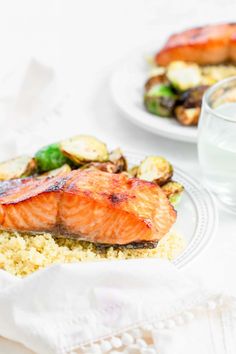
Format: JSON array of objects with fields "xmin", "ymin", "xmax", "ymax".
[
  {"xmin": 0, "ymin": 58, "xmax": 68, "ymax": 160},
  {"xmin": 0, "ymin": 259, "xmax": 235, "ymax": 354}
]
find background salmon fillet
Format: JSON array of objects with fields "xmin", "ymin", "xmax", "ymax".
[{"xmin": 155, "ymin": 23, "xmax": 236, "ymax": 66}]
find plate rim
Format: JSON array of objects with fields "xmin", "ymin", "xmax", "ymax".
[
  {"xmin": 110, "ymin": 49, "xmax": 198, "ymax": 143},
  {"xmin": 125, "ymin": 150, "xmax": 218, "ymax": 269}
]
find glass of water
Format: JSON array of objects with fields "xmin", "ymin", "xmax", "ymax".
[{"xmin": 198, "ymin": 76, "xmax": 236, "ymax": 213}]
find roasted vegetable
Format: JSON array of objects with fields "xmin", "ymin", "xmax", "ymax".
[
  {"xmin": 174, "ymin": 85, "xmax": 208, "ymax": 126},
  {"xmin": 41, "ymin": 164, "xmax": 71, "ymax": 177},
  {"xmin": 81, "ymin": 162, "xmax": 119, "ymax": 174},
  {"xmin": 61, "ymin": 135, "xmax": 109, "ymax": 165},
  {"xmin": 0, "ymin": 156, "xmax": 36, "ymax": 181},
  {"xmin": 162, "ymin": 181, "xmax": 184, "ymax": 205},
  {"xmin": 137, "ymin": 156, "xmax": 173, "ymax": 186},
  {"xmin": 35, "ymin": 143, "xmax": 69, "ymax": 172},
  {"xmin": 145, "ymin": 74, "xmax": 169, "ymax": 92},
  {"xmin": 177, "ymin": 85, "xmax": 208, "ymax": 108},
  {"xmin": 144, "ymin": 84, "xmax": 177, "ymax": 117},
  {"xmin": 175, "ymin": 106, "xmax": 201, "ymax": 126},
  {"xmin": 109, "ymin": 148, "xmax": 127, "ymax": 172},
  {"xmin": 167, "ymin": 61, "xmax": 202, "ymax": 91},
  {"xmin": 128, "ymin": 165, "xmax": 139, "ymax": 178}
]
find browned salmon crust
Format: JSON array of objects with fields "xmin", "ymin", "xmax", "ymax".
[
  {"xmin": 0, "ymin": 170, "xmax": 176, "ymax": 245},
  {"xmin": 155, "ymin": 23, "xmax": 236, "ymax": 66}
]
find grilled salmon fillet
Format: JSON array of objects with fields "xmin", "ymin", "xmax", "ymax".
[
  {"xmin": 155, "ymin": 23, "xmax": 236, "ymax": 66},
  {"xmin": 0, "ymin": 169, "xmax": 176, "ymax": 245}
]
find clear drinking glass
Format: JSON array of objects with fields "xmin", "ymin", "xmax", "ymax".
[{"xmin": 198, "ymin": 76, "xmax": 236, "ymax": 213}]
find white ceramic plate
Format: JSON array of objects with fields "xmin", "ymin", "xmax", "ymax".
[
  {"xmin": 111, "ymin": 48, "xmax": 198, "ymax": 143},
  {"xmin": 127, "ymin": 151, "xmax": 218, "ymax": 268}
]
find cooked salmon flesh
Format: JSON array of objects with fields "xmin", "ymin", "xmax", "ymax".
[
  {"xmin": 0, "ymin": 169, "xmax": 176, "ymax": 245},
  {"xmin": 155, "ymin": 23, "xmax": 236, "ymax": 66}
]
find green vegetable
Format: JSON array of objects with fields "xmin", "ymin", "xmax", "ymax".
[
  {"xmin": 61, "ymin": 135, "xmax": 109, "ymax": 165},
  {"xmin": 81, "ymin": 162, "xmax": 120, "ymax": 173},
  {"xmin": 144, "ymin": 84, "xmax": 176, "ymax": 117},
  {"xmin": 109, "ymin": 148, "xmax": 127, "ymax": 172},
  {"xmin": 167, "ymin": 61, "xmax": 202, "ymax": 91},
  {"xmin": 41, "ymin": 164, "xmax": 71, "ymax": 177},
  {"xmin": 145, "ymin": 73, "xmax": 168, "ymax": 92},
  {"xmin": 175, "ymin": 106, "xmax": 200, "ymax": 126},
  {"xmin": 128, "ymin": 165, "xmax": 139, "ymax": 178},
  {"xmin": 137, "ymin": 156, "xmax": 173, "ymax": 186},
  {"xmin": 35, "ymin": 143, "xmax": 69, "ymax": 172},
  {"xmin": 162, "ymin": 181, "xmax": 184, "ymax": 206},
  {"xmin": 0, "ymin": 156, "xmax": 36, "ymax": 180}
]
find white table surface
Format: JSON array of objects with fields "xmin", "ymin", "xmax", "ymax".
[{"xmin": 0, "ymin": 0, "xmax": 235, "ymax": 352}]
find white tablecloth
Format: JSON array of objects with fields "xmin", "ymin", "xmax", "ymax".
[{"xmin": 0, "ymin": 0, "xmax": 235, "ymax": 352}]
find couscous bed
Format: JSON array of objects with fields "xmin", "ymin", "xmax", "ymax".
[{"xmin": 0, "ymin": 231, "xmax": 185, "ymax": 277}]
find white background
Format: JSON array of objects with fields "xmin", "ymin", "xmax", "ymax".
[{"xmin": 0, "ymin": 0, "xmax": 235, "ymax": 352}]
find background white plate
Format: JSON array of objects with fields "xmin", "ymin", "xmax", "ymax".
[
  {"xmin": 111, "ymin": 49, "xmax": 198, "ymax": 143},
  {"xmin": 127, "ymin": 151, "xmax": 218, "ymax": 268}
]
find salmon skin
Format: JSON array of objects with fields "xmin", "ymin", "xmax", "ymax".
[
  {"xmin": 0, "ymin": 169, "xmax": 176, "ymax": 245},
  {"xmin": 155, "ymin": 23, "xmax": 236, "ymax": 66}
]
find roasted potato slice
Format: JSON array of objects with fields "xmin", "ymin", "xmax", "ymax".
[
  {"xmin": 61, "ymin": 135, "xmax": 109, "ymax": 165},
  {"xmin": 137, "ymin": 156, "xmax": 173, "ymax": 186},
  {"xmin": 162, "ymin": 181, "xmax": 184, "ymax": 206},
  {"xmin": 109, "ymin": 148, "xmax": 127, "ymax": 172},
  {"xmin": 0, "ymin": 156, "xmax": 36, "ymax": 181},
  {"xmin": 167, "ymin": 61, "xmax": 202, "ymax": 91},
  {"xmin": 35, "ymin": 143, "xmax": 70, "ymax": 172},
  {"xmin": 144, "ymin": 84, "xmax": 177, "ymax": 117},
  {"xmin": 41, "ymin": 164, "xmax": 71, "ymax": 177}
]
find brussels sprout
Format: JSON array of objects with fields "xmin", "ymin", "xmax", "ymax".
[
  {"xmin": 174, "ymin": 85, "xmax": 208, "ymax": 125},
  {"xmin": 144, "ymin": 84, "xmax": 177, "ymax": 117},
  {"xmin": 35, "ymin": 143, "xmax": 69, "ymax": 172},
  {"xmin": 137, "ymin": 156, "xmax": 173, "ymax": 186},
  {"xmin": 175, "ymin": 106, "xmax": 201, "ymax": 126},
  {"xmin": 0, "ymin": 156, "xmax": 36, "ymax": 181},
  {"xmin": 81, "ymin": 162, "xmax": 119, "ymax": 174},
  {"xmin": 145, "ymin": 74, "xmax": 169, "ymax": 92},
  {"xmin": 178, "ymin": 85, "xmax": 208, "ymax": 108},
  {"xmin": 109, "ymin": 148, "xmax": 127, "ymax": 172},
  {"xmin": 61, "ymin": 135, "xmax": 109, "ymax": 165},
  {"xmin": 41, "ymin": 164, "xmax": 71, "ymax": 177},
  {"xmin": 128, "ymin": 165, "xmax": 139, "ymax": 178},
  {"xmin": 167, "ymin": 61, "xmax": 202, "ymax": 91},
  {"xmin": 162, "ymin": 181, "xmax": 184, "ymax": 206}
]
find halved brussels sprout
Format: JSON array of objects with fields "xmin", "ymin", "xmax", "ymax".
[
  {"xmin": 35, "ymin": 143, "xmax": 70, "ymax": 173},
  {"xmin": 167, "ymin": 61, "xmax": 202, "ymax": 91},
  {"xmin": 109, "ymin": 148, "xmax": 127, "ymax": 172},
  {"xmin": 162, "ymin": 181, "xmax": 184, "ymax": 206},
  {"xmin": 61, "ymin": 135, "xmax": 109, "ymax": 165},
  {"xmin": 144, "ymin": 84, "xmax": 177, "ymax": 117},
  {"xmin": 175, "ymin": 106, "xmax": 201, "ymax": 126},
  {"xmin": 145, "ymin": 74, "xmax": 169, "ymax": 92},
  {"xmin": 178, "ymin": 85, "xmax": 208, "ymax": 108},
  {"xmin": 0, "ymin": 156, "xmax": 36, "ymax": 181},
  {"xmin": 81, "ymin": 162, "xmax": 119, "ymax": 174},
  {"xmin": 137, "ymin": 156, "xmax": 173, "ymax": 186},
  {"xmin": 128, "ymin": 165, "xmax": 139, "ymax": 178},
  {"xmin": 41, "ymin": 164, "xmax": 71, "ymax": 178}
]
